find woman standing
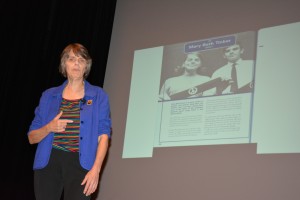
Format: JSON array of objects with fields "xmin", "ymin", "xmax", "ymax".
[{"xmin": 28, "ymin": 43, "xmax": 111, "ymax": 200}]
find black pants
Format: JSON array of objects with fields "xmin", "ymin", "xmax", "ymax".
[{"xmin": 34, "ymin": 148, "xmax": 90, "ymax": 200}]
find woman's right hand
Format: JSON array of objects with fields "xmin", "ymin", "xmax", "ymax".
[{"xmin": 46, "ymin": 111, "xmax": 73, "ymax": 133}]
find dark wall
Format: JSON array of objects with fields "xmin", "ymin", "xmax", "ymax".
[{"xmin": 0, "ymin": 0, "xmax": 116, "ymax": 199}]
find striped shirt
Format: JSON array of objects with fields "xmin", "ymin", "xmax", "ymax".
[{"xmin": 52, "ymin": 98, "xmax": 81, "ymax": 152}]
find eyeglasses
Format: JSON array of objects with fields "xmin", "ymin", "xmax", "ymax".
[{"xmin": 67, "ymin": 56, "xmax": 86, "ymax": 65}]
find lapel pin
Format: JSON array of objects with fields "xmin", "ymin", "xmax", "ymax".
[{"xmin": 87, "ymin": 100, "xmax": 93, "ymax": 105}]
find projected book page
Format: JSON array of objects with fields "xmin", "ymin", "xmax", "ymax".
[
  {"xmin": 123, "ymin": 31, "xmax": 256, "ymax": 158},
  {"xmin": 154, "ymin": 31, "xmax": 255, "ymax": 148},
  {"xmin": 251, "ymin": 21, "xmax": 300, "ymax": 154}
]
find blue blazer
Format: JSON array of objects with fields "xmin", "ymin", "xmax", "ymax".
[{"xmin": 28, "ymin": 80, "xmax": 111, "ymax": 170}]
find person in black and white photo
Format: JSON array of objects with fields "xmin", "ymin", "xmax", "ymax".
[
  {"xmin": 159, "ymin": 52, "xmax": 215, "ymax": 100},
  {"xmin": 211, "ymin": 42, "xmax": 255, "ymax": 95}
]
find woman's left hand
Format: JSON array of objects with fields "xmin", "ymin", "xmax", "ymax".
[{"xmin": 81, "ymin": 168, "xmax": 100, "ymax": 196}]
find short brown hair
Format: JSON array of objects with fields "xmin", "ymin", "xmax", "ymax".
[{"xmin": 59, "ymin": 43, "xmax": 92, "ymax": 79}]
